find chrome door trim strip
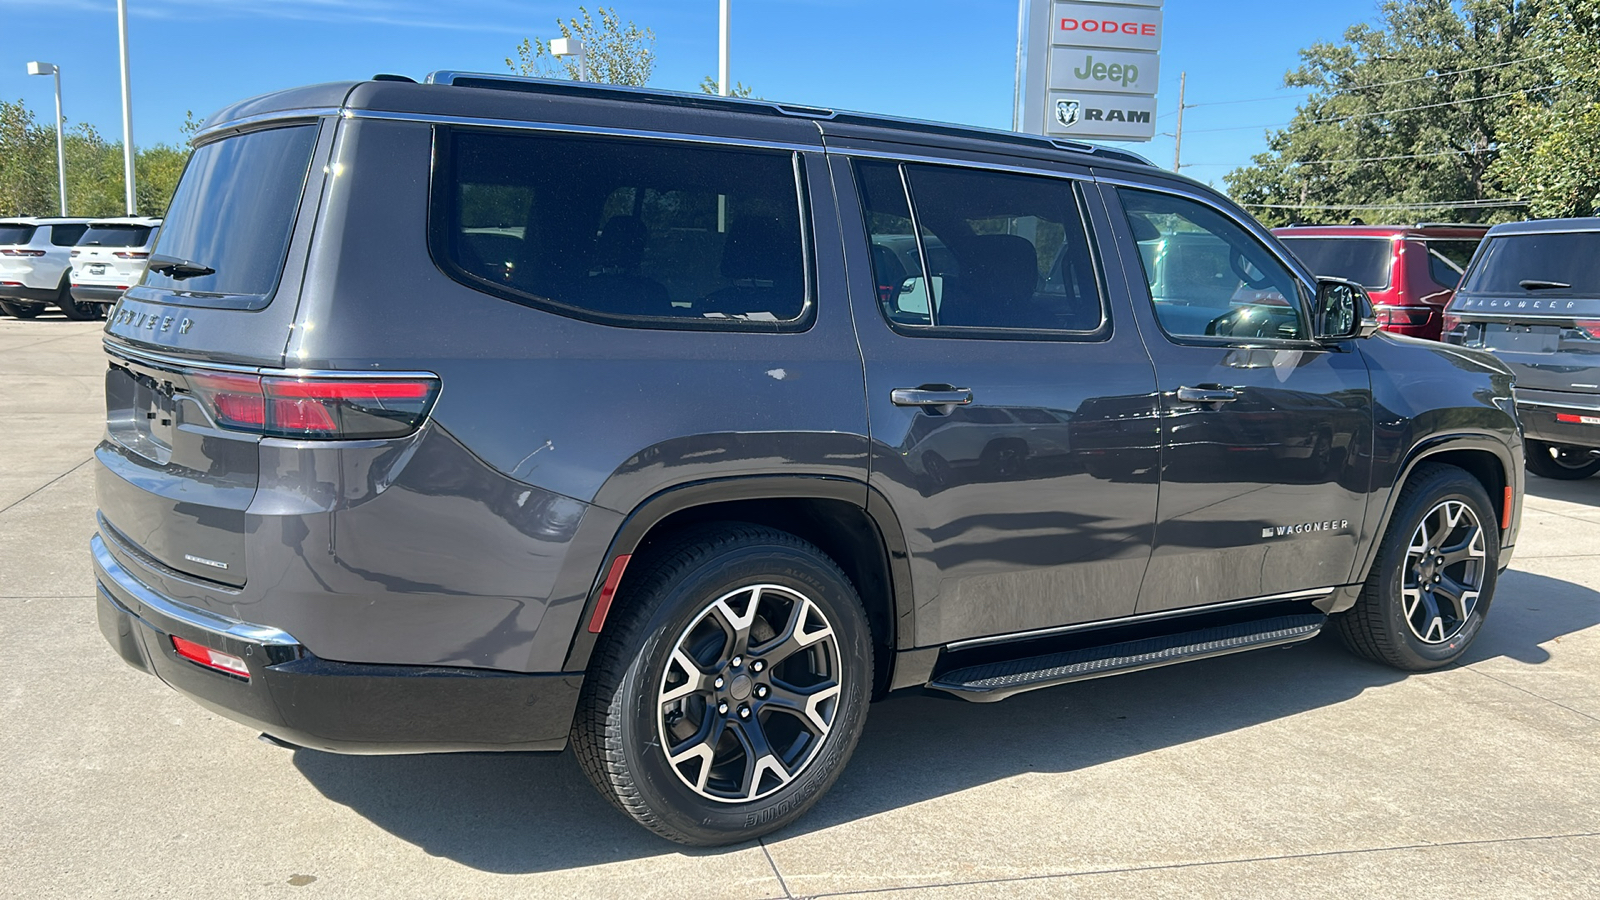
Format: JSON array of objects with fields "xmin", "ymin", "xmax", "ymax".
[
  {"xmin": 944, "ymin": 587, "xmax": 1338, "ymax": 651},
  {"xmin": 828, "ymin": 145, "xmax": 1091, "ymax": 182},
  {"xmin": 191, "ymin": 107, "xmax": 341, "ymax": 144},
  {"xmin": 339, "ymin": 108, "xmax": 820, "ymax": 154}
]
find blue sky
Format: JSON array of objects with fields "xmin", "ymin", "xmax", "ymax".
[{"xmin": 0, "ymin": 0, "xmax": 1380, "ymax": 188}]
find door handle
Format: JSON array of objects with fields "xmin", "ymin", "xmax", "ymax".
[
  {"xmin": 891, "ymin": 387, "xmax": 974, "ymax": 407},
  {"xmin": 1175, "ymin": 386, "xmax": 1238, "ymax": 404}
]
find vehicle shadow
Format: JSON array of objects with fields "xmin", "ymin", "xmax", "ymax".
[
  {"xmin": 289, "ymin": 568, "xmax": 1598, "ymax": 874},
  {"xmin": 1524, "ymin": 472, "xmax": 1600, "ymax": 507}
]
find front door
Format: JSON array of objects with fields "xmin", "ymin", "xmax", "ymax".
[
  {"xmin": 831, "ymin": 153, "xmax": 1161, "ymax": 647},
  {"xmin": 1100, "ymin": 182, "xmax": 1374, "ymax": 613}
]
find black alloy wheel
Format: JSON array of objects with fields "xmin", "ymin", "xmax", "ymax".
[
  {"xmin": 1336, "ymin": 463, "xmax": 1499, "ymax": 670},
  {"xmin": 1525, "ymin": 440, "xmax": 1600, "ymax": 480},
  {"xmin": 572, "ymin": 524, "xmax": 873, "ymax": 846}
]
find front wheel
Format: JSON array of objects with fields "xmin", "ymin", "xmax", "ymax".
[
  {"xmin": 572, "ymin": 524, "xmax": 873, "ymax": 846},
  {"xmin": 1525, "ymin": 439, "xmax": 1600, "ymax": 480},
  {"xmin": 1335, "ymin": 464, "xmax": 1499, "ymax": 670},
  {"xmin": 55, "ymin": 283, "xmax": 104, "ymax": 321}
]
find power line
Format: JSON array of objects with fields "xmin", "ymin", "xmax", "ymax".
[
  {"xmin": 1242, "ymin": 198, "xmax": 1528, "ymax": 211},
  {"xmin": 1184, "ymin": 147, "xmax": 1496, "ymax": 168},
  {"xmin": 1185, "ymin": 83, "xmax": 1556, "ymax": 134}
]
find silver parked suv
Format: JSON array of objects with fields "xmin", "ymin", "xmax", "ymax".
[{"xmin": 94, "ymin": 73, "xmax": 1523, "ymax": 845}]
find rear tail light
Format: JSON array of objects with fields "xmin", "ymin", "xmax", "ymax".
[
  {"xmin": 171, "ymin": 635, "xmax": 250, "ymax": 679},
  {"xmin": 1571, "ymin": 320, "xmax": 1600, "ymax": 340},
  {"xmin": 1374, "ymin": 305, "xmax": 1434, "ymax": 328},
  {"xmin": 113, "ymin": 251, "xmax": 150, "ymax": 259},
  {"xmin": 0, "ymin": 248, "xmax": 45, "ymax": 257},
  {"xmin": 1441, "ymin": 313, "xmax": 1462, "ymax": 334},
  {"xmin": 185, "ymin": 371, "xmax": 440, "ymax": 439}
]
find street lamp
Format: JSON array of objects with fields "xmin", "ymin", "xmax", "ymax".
[
  {"xmin": 25, "ymin": 62, "xmax": 67, "ymax": 217},
  {"xmin": 117, "ymin": 0, "xmax": 137, "ymax": 215},
  {"xmin": 550, "ymin": 37, "xmax": 587, "ymax": 81}
]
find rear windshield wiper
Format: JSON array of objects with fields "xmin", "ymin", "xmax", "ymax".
[
  {"xmin": 1519, "ymin": 279, "xmax": 1572, "ymax": 290},
  {"xmin": 148, "ymin": 254, "xmax": 215, "ymax": 281}
]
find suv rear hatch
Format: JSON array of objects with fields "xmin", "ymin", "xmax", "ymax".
[
  {"xmin": 73, "ymin": 223, "xmax": 156, "ymax": 290},
  {"xmin": 1445, "ymin": 229, "xmax": 1600, "ymax": 394},
  {"xmin": 98, "ymin": 121, "xmax": 326, "ymax": 585}
]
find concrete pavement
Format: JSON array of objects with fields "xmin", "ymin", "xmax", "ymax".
[{"xmin": 1, "ymin": 315, "xmax": 1596, "ymax": 898}]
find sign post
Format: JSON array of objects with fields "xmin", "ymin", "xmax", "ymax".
[{"xmin": 1015, "ymin": 0, "xmax": 1163, "ymax": 143}]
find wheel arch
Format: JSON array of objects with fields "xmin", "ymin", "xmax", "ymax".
[{"xmin": 562, "ymin": 476, "xmax": 914, "ymax": 697}]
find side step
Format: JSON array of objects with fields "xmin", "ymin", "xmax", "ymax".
[{"xmin": 928, "ymin": 613, "xmax": 1327, "ymax": 702}]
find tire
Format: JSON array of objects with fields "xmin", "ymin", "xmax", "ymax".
[
  {"xmin": 1524, "ymin": 439, "xmax": 1600, "ymax": 480},
  {"xmin": 1335, "ymin": 463, "xmax": 1499, "ymax": 670},
  {"xmin": 55, "ymin": 282, "xmax": 103, "ymax": 321},
  {"xmin": 572, "ymin": 523, "xmax": 874, "ymax": 846},
  {"xmin": 0, "ymin": 299, "xmax": 44, "ymax": 319}
]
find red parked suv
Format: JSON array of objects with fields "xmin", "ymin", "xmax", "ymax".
[{"xmin": 1272, "ymin": 224, "xmax": 1487, "ymax": 340}]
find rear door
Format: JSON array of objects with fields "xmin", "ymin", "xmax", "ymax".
[
  {"xmin": 830, "ymin": 147, "xmax": 1160, "ymax": 648},
  {"xmin": 1099, "ymin": 180, "xmax": 1373, "ymax": 613},
  {"xmin": 98, "ymin": 120, "xmax": 330, "ymax": 584}
]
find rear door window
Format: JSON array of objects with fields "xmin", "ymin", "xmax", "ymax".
[
  {"xmin": 145, "ymin": 124, "xmax": 319, "ymax": 305},
  {"xmin": 1461, "ymin": 232, "xmax": 1600, "ymax": 296},
  {"xmin": 1277, "ymin": 237, "xmax": 1391, "ymax": 289},
  {"xmin": 434, "ymin": 129, "xmax": 811, "ymax": 329}
]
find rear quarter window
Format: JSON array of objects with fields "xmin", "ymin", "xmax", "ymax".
[
  {"xmin": 0, "ymin": 224, "xmax": 38, "ymax": 245},
  {"xmin": 432, "ymin": 128, "xmax": 812, "ymax": 330},
  {"xmin": 49, "ymin": 224, "xmax": 88, "ymax": 246},
  {"xmin": 144, "ymin": 124, "xmax": 320, "ymax": 307}
]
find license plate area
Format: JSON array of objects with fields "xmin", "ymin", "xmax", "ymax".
[
  {"xmin": 1484, "ymin": 323, "xmax": 1560, "ymax": 354},
  {"xmin": 106, "ymin": 363, "xmax": 175, "ymax": 465},
  {"xmin": 89, "ymin": 263, "xmax": 107, "ymax": 275}
]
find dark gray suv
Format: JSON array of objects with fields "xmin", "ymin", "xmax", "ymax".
[{"xmin": 94, "ymin": 73, "xmax": 1524, "ymax": 846}]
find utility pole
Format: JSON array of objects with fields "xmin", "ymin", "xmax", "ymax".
[
  {"xmin": 26, "ymin": 63, "xmax": 66, "ymax": 216},
  {"xmin": 1173, "ymin": 71, "xmax": 1186, "ymax": 173},
  {"xmin": 117, "ymin": 0, "xmax": 136, "ymax": 214},
  {"xmin": 718, "ymin": 0, "xmax": 731, "ymax": 96}
]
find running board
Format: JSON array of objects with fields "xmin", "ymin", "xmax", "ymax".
[{"xmin": 927, "ymin": 613, "xmax": 1327, "ymax": 702}]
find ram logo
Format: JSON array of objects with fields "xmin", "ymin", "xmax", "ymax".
[{"xmin": 1054, "ymin": 99, "xmax": 1082, "ymax": 128}]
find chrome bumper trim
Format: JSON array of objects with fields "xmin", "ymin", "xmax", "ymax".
[{"xmin": 92, "ymin": 534, "xmax": 299, "ymax": 646}]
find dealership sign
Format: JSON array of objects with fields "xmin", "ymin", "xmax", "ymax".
[{"xmin": 1016, "ymin": 0, "xmax": 1162, "ymax": 142}]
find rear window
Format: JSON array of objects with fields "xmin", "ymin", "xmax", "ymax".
[
  {"xmin": 1460, "ymin": 232, "xmax": 1600, "ymax": 296},
  {"xmin": 0, "ymin": 224, "xmax": 37, "ymax": 245},
  {"xmin": 1277, "ymin": 237, "xmax": 1391, "ymax": 289},
  {"xmin": 146, "ymin": 124, "xmax": 319, "ymax": 306},
  {"xmin": 433, "ymin": 129, "xmax": 810, "ymax": 329},
  {"xmin": 79, "ymin": 225, "xmax": 153, "ymax": 248}
]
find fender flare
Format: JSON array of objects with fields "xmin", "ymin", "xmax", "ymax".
[{"xmin": 560, "ymin": 474, "xmax": 915, "ymax": 673}]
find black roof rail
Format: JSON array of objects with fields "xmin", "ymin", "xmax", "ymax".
[
  {"xmin": 421, "ymin": 71, "xmax": 1155, "ymax": 168},
  {"xmin": 1414, "ymin": 222, "xmax": 1492, "ymax": 230}
]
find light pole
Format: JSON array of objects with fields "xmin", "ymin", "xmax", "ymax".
[
  {"xmin": 718, "ymin": 0, "xmax": 730, "ymax": 96},
  {"xmin": 25, "ymin": 62, "xmax": 67, "ymax": 216},
  {"xmin": 550, "ymin": 37, "xmax": 587, "ymax": 81},
  {"xmin": 117, "ymin": 0, "xmax": 136, "ymax": 214}
]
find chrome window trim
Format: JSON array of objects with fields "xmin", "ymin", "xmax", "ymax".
[
  {"xmin": 340, "ymin": 108, "xmax": 820, "ymax": 154},
  {"xmin": 944, "ymin": 587, "xmax": 1338, "ymax": 651},
  {"xmin": 191, "ymin": 107, "xmax": 341, "ymax": 145},
  {"xmin": 831, "ymin": 145, "xmax": 1091, "ymax": 183},
  {"xmin": 93, "ymin": 534, "xmax": 300, "ymax": 646}
]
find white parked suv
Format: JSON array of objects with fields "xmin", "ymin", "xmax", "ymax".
[
  {"xmin": 69, "ymin": 217, "xmax": 162, "ymax": 315},
  {"xmin": 0, "ymin": 217, "xmax": 92, "ymax": 319}
]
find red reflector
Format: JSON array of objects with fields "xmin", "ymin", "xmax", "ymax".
[
  {"xmin": 588, "ymin": 554, "xmax": 633, "ymax": 633},
  {"xmin": 0, "ymin": 281, "xmax": 21, "ymax": 286},
  {"xmin": 171, "ymin": 635, "xmax": 250, "ymax": 678},
  {"xmin": 1554, "ymin": 413, "xmax": 1600, "ymax": 425},
  {"xmin": 1503, "ymin": 486, "xmax": 1514, "ymax": 530}
]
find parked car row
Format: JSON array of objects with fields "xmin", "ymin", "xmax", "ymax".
[{"xmin": 0, "ymin": 216, "xmax": 161, "ymax": 320}]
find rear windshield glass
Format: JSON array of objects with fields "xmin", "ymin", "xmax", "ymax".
[
  {"xmin": 1278, "ymin": 237, "xmax": 1391, "ymax": 288},
  {"xmin": 146, "ymin": 124, "xmax": 318, "ymax": 304},
  {"xmin": 1461, "ymin": 232, "xmax": 1600, "ymax": 295},
  {"xmin": 0, "ymin": 225, "xmax": 37, "ymax": 245},
  {"xmin": 434, "ymin": 129, "xmax": 809, "ymax": 328},
  {"xmin": 79, "ymin": 225, "xmax": 153, "ymax": 248}
]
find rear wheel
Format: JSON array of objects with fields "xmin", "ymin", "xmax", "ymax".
[
  {"xmin": 1335, "ymin": 464, "xmax": 1499, "ymax": 670},
  {"xmin": 1524, "ymin": 439, "xmax": 1600, "ymax": 480},
  {"xmin": 572, "ymin": 524, "xmax": 873, "ymax": 846},
  {"xmin": 54, "ymin": 281, "xmax": 102, "ymax": 321},
  {"xmin": 0, "ymin": 299, "xmax": 44, "ymax": 319}
]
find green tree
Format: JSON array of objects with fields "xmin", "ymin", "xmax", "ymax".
[
  {"xmin": 1490, "ymin": 0, "xmax": 1600, "ymax": 217},
  {"xmin": 698, "ymin": 75, "xmax": 755, "ymax": 98},
  {"xmin": 1225, "ymin": 0, "xmax": 1548, "ymax": 226},
  {"xmin": 0, "ymin": 97, "xmax": 191, "ymax": 218},
  {"xmin": 507, "ymin": 6, "xmax": 656, "ymax": 86},
  {"xmin": 0, "ymin": 99, "xmax": 56, "ymax": 216}
]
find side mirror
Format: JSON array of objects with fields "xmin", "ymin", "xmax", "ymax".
[{"xmin": 1314, "ymin": 278, "xmax": 1380, "ymax": 341}]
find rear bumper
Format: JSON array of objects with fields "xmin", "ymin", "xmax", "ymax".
[
  {"xmin": 70, "ymin": 285, "xmax": 126, "ymax": 304},
  {"xmin": 93, "ymin": 533, "xmax": 581, "ymax": 754},
  {"xmin": 0, "ymin": 285, "xmax": 58, "ymax": 303},
  {"xmin": 1515, "ymin": 391, "xmax": 1600, "ymax": 448}
]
